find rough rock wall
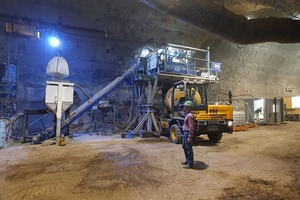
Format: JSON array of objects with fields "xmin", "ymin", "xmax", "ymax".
[{"xmin": 209, "ymin": 40, "xmax": 300, "ymax": 99}]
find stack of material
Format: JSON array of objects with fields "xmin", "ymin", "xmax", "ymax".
[
  {"xmin": 233, "ymin": 111, "xmax": 249, "ymax": 131},
  {"xmin": 233, "ymin": 111, "xmax": 246, "ymax": 126}
]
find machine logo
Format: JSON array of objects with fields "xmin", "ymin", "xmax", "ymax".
[{"xmin": 209, "ymin": 109, "xmax": 218, "ymax": 114}]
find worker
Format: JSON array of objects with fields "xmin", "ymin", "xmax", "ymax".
[
  {"xmin": 181, "ymin": 100, "xmax": 195, "ymax": 169},
  {"xmin": 254, "ymin": 107, "xmax": 263, "ymax": 123}
]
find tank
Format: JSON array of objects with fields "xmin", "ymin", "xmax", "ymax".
[
  {"xmin": 0, "ymin": 63, "xmax": 16, "ymax": 93},
  {"xmin": 46, "ymin": 56, "xmax": 69, "ymax": 79},
  {"xmin": 0, "ymin": 119, "xmax": 6, "ymax": 148},
  {"xmin": 0, "ymin": 64, "xmax": 16, "ymax": 81},
  {"xmin": 164, "ymin": 87, "xmax": 201, "ymax": 111}
]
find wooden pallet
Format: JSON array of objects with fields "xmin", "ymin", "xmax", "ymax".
[
  {"xmin": 245, "ymin": 122, "xmax": 256, "ymax": 128},
  {"xmin": 233, "ymin": 125, "xmax": 249, "ymax": 131}
]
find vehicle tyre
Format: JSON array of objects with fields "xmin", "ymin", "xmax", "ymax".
[
  {"xmin": 208, "ymin": 132, "xmax": 222, "ymax": 143},
  {"xmin": 170, "ymin": 124, "xmax": 182, "ymax": 144}
]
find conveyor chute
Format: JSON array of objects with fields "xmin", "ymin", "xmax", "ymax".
[{"xmin": 61, "ymin": 62, "xmax": 140, "ymax": 130}]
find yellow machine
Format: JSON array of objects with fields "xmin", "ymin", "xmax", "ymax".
[
  {"xmin": 283, "ymin": 97, "xmax": 300, "ymax": 121},
  {"xmin": 159, "ymin": 80, "xmax": 233, "ymax": 143},
  {"xmin": 139, "ymin": 43, "xmax": 233, "ymax": 143}
]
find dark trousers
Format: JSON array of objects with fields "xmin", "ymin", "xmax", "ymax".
[{"xmin": 182, "ymin": 131, "xmax": 194, "ymax": 166}]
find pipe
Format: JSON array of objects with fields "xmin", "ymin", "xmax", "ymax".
[
  {"xmin": 0, "ymin": 13, "xmax": 144, "ymax": 49},
  {"xmin": 115, "ymin": 83, "xmax": 135, "ymax": 129},
  {"xmin": 228, "ymin": 91, "xmax": 232, "ymax": 104},
  {"xmin": 274, "ymin": 97, "xmax": 277, "ymax": 123},
  {"xmin": 139, "ymin": 0, "xmax": 300, "ymax": 44},
  {"xmin": 280, "ymin": 97, "xmax": 284, "ymax": 123},
  {"xmin": 61, "ymin": 62, "xmax": 140, "ymax": 129},
  {"xmin": 150, "ymin": 112, "xmax": 160, "ymax": 135},
  {"xmin": 0, "ymin": 13, "xmax": 107, "ymax": 36},
  {"xmin": 74, "ymin": 83, "xmax": 91, "ymax": 99}
]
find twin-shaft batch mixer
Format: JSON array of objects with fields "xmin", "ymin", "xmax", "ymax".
[{"xmin": 139, "ymin": 43, "xmax": 233, "ymax": 143}]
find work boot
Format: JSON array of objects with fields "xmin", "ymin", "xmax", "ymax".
[
  {"xmin": 181, "ymin": 161, "xmax": 188, "ymax": 165},
  {"xmin": 183, "ymin": 164, "xmax": 193, "ymax": 169}
]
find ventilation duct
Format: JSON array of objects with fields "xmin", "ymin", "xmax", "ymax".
[{"xmin": 139, "ymin": 0, "xmax": 300, "ymax": 44}]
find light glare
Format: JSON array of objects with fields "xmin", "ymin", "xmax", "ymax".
[{"xmin": 49, "ymin": 37, "xmax": 60, "ymax": 47}]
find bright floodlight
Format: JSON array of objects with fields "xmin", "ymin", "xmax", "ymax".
[{"xmin": 49, "ymin": 37, "xmax": 60, "ymax": 47}]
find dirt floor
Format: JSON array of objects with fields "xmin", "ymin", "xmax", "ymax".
[{"xmin": 0, "ymin": 122, "xmax": 299, "ymax": 200}]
